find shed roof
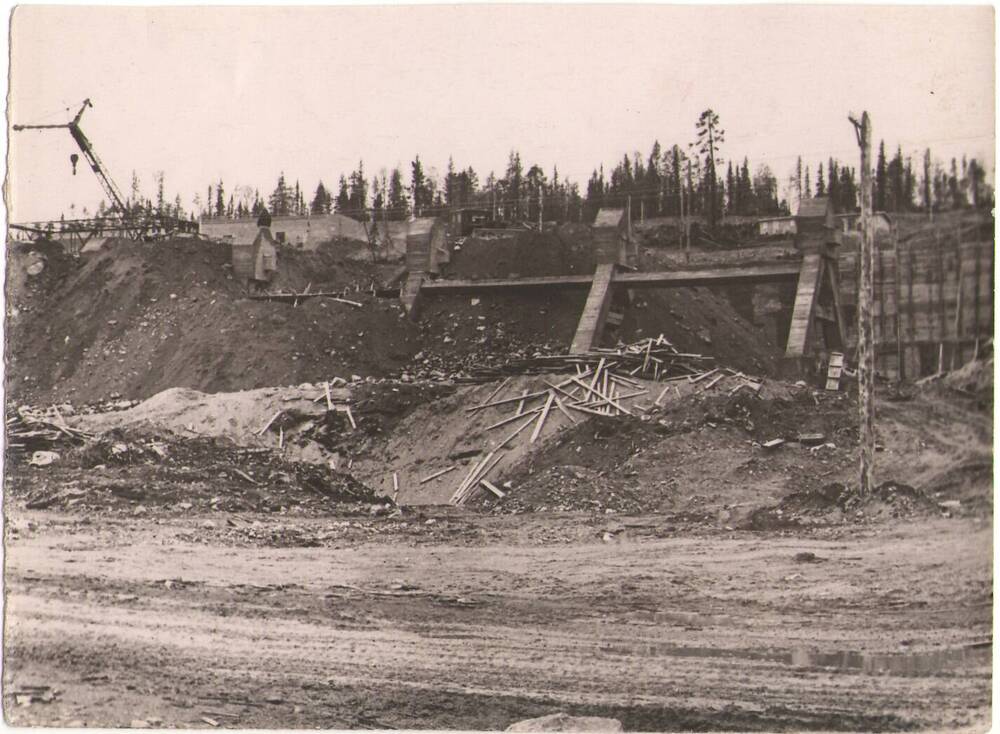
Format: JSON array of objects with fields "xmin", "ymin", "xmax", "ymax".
[
  {"xmin": 593, "ymin": 208, "xmax": 625, "ymax": 228},
  {"xmin": 796, "ymin": 196, "xmax": 831, "ymax": 219}
]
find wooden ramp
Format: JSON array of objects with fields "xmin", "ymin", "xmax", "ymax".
[
  {"xmin": 570, "ymin": 263, "xmax": 617, "ymax": 353},
  {"xmin": 400, "ymin": 272, "xmax": 425, "ymax": 319},
  {"xmin": 784, "ymin": 252, "xmax": 846, "ymax": 361}
]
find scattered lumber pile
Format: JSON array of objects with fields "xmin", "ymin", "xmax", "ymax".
[
  {"xmin": 464, "ymin": 335, "xmax": 716, "ymax": 382},
  {"xmin": 6, "ymin": 407, "xmax": 94, "ymax": 456},
  {"xmin": 447, "ymin": 342, "xmax": 766, "ymax": 506},
  {"xmin": 247, "ymin": 289, "xmax": 363, "ymax": 308}
]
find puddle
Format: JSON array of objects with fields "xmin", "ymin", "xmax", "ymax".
[
  {"xmin": 789, "ymin": 642, "xmax": 992, "ymax": 675},
  {"xmin": 598, "ymin": 640, "xmax": 991, "ymax": 676}
]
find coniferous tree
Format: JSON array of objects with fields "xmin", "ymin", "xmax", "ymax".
[
  {"xmin": 875, "ymin": 141, "xmax": 888, "ymax": 211},
  {"xmin": 923, "ymin": 149, "xmax": 932, "ymax": 213},
  {"xmin": 388, "ymin": 167, "xmax": 408, "ymax": 220},
  {"xmin": 335, "ymin": 175, "xmax": 350, "ymax": 213},
  {"xmin": 695, "ymin": 109, "xmax": 724, "ymax": 225},
  {"xmin": 504, "ymin": 151, "xmax": 524, "ymax": 220},
  {"xmin": 311, "ymin": 182, "xmax": 330, "ymax": 215},
  {"xmin": 815, "ymin": 163, "xmax": 826, "ymax": 197},
  {"xmin": 347, "ymin": 163, "xmax": 368, "ymax": 215},
  {"xmin": 726, "ymin": 162, "xmax": 737, "ymax": 214},
  {"xmin": 155, "ymin": 172, "xmax": 165, "ymax": 215},
  {"xmin": 827, "ymin": 159, "xmax": 840, "ymax": 211},
  {"xmin": 411, "ymin": 156, "xmax": 427, "ymax": 215},
  {"xmin": 216, "ymin": 180, "xmax": 226, "ymax": 217},
  {"xmin": 949, "ymin": 158, "xmax": 961, "ymax": 208}
]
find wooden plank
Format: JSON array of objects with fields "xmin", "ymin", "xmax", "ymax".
[
  {"xmin": 570, "ymin": 263, "xmax": 617, "ymax": 353},
  {"xmin": 477, "ymin": 377, "xmax": 511, "ymax": 409},
  {"xmin": 615, "ymin": 263, "xmax": 800, "ymax": 287},
  {"xmin": 689, "ymin": 367, "xmax": 719, "ymax": 384},
  {"xmin": 552, "ymin": 396, "xmax": 576, "ymax": 423},
  {"xmin": 452, "ymin": 454, "xmax": 489, "ymax": 504},
  {"xmin": 515, "ymin": 390, "xmax": 528, "ymax": 416},
  {"xmin": 496, "ymin": 413, "xmax": 539, "ymax": 450},
  {"xmin": 530, "ymin": 392, "xmax": 556, "ymax": 443},
  {"xmin": 701, "ymin": 373, "xmax": 726, "ymax": 391},
  {"xmin": 419, "ymin": 466, "xmax": 457, "ymax": 484},
  {"xmin": 485, "ymin": 406, "xmax": 544, "ymax": 431},
  {"xmin": 480, "ymin": 479, "xmax": 505, "ymax": 499},
  {"xmin": 785, "ymin": 252, "xmax": 823, "ymax": 359},
  {"xmin": 466, "ymin": 390, "xmax": 547, "ymax": 413},
  {"xmin": 257, "ymin": 410, "xmax": 282, "ymax": 436},
  {"xmin": 422, "ymin": 274, "xmax": 594, "ymax": 293}
]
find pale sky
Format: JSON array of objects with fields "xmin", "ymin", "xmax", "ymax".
[{"xmin": 6, "ymin": 4, "xmax": 996, "ymax": 222}]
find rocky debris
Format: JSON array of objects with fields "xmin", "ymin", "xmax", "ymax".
[
  {"xmin": 6, "ymin": 407, "xmax": 94, "ymax": 456},
  {"xmin": 744, "ymin": 480, "xmax": 941, "ymax": 529},
  {"xmin": 8, "ymin": 685, "xmax": 60, "ymax": 707},
  {"xmin": 8, "ymin": 434, "xmax": 384, "ymax": 515},
  {"xmin": 506, "ymin": 713, "xmax": 624, "ymax": 732}
]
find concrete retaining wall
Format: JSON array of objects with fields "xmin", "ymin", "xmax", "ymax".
[{"xmin": 201, "ymin": 213, "xmax": 368, "ymax": 249}]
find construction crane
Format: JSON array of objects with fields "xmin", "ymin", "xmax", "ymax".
[
  {"xmin": 11, "ymin": 98, "xmax": 198, "ymax": 245},
  {"xmin": 14, "ymin": 99, "xmax": 129, "ymax": 218}
]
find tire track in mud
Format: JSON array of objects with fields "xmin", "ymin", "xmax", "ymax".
[
  {"xmin": 6, "ymin": 582, "xmax": 988, "ymax": 731},
  {"xmin": 4, "ymin": 516, "xmax": 992, "ymax": 731}
]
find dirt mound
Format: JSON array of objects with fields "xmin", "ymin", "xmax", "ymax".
[
  {"xmin": 447, "ymin": 227, "xmax": 594, "ymax": 279},
  {"xmin": 5, "ymin": 237, "xmax": 422, "ymax": 403},
  {"xmin": 6, "ymin": 431, "xmax": 381, "ymax": 515},
  {"xmin": 942, "ymin": 353, "xmax": 994, "ymax": 399},
  {"xmin": 6, "ymin": 239, "xmax": 78, "ymax": 309},
  {"xmin": 744, "ymin": 479, "xmax": 941, "ymax": 529},
  {"xmin": 476, "ymin": 385, "xmax": 849, "ymax": 516}
]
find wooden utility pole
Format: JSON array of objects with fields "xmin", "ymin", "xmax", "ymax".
[{"xmin": 850, "ymin": 111, "xmax": 875, "ymax": 496}]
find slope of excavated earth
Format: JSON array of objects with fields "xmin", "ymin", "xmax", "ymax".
[{"xmin": 6, "ymin": 230, "xmax": 784, "ymax": 404}]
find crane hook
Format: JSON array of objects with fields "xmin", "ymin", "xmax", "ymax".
[{"xmin": 70, "ymin": 153, "xmax": 79, "ymax": 175}]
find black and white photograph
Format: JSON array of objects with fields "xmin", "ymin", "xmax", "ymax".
[{"xmin": 2, "ymin": 4, "xmax": 995, "ymax": 732}]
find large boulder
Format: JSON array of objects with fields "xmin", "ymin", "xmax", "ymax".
[{"xmin": 505, "ymin": 713, "xmax": 624, "ymax": 732}]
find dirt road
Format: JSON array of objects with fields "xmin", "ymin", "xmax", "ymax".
[{"xmin": 4, "ymin": 509, "xmax": 991, "ymax": 731}]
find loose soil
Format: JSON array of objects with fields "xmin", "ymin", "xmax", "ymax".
[{"xmin": 3, "ymin": 218, "xmax": 993, "ymax": 732}]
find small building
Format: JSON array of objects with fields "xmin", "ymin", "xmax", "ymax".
[
  {"xmin": 757, "ymin": 216, "xmax": 797, "ymax": 237},
  {"xmin": 448, "ymin": 208, "xmax": 491, "ymax": 237},
  {"xmin": 232, "ymin": 227, "xmax": 278, "ymax": 286},
  {"xmin": 834, "ymin": 211, "xmax": 892, "ymax": 234}
]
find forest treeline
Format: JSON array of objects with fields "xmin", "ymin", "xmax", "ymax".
[{"xmin": 80, "ymin": 109, "xmax": 992, "ymax": 227}]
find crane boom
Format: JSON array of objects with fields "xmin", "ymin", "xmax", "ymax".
[{"xmin": 13, "ymin": 98, "xmax": 129, "ymax": 217}]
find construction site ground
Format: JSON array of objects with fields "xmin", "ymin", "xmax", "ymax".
[
  {"xmin": 4, "ymin": 227, "xmax": 993, "ymax": 732},
  {"xmin": 5, "ymin": 378, "xmax": 992, "ymax": 732}
]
